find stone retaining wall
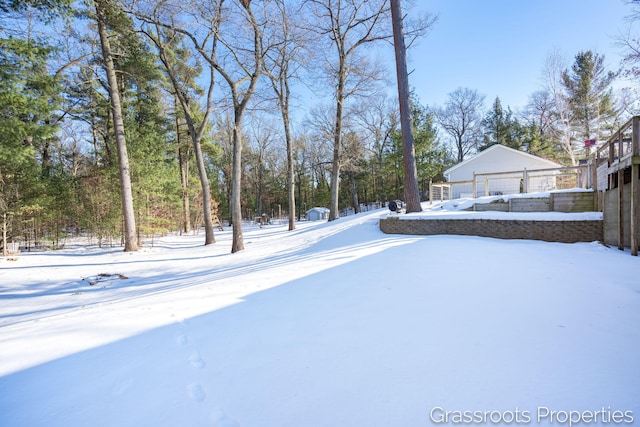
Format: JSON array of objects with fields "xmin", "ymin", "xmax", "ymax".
[{"xmin": 379, "ymin": 217, "xmax": 603, "ymax": 243}]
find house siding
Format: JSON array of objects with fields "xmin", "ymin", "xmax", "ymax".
[
  {"xmin": 443, "ymin": 146, "xmax": 561, "ymax": 198},
  {"xmin": 445, "ymin": 145, "xmax": 560, "ymax": 182}
]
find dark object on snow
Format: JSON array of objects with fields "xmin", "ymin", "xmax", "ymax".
[
  {"xmin": 388, "ymin": 200, "xmax": 398, "ymax": 212},
  {"xmin": 84, "ymin": 273, "xmax": 128, "ymax": 286}
]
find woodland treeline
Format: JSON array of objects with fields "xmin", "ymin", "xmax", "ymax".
[{"xmin": 1, "ymin": 0, "xmax": 640, "ymax": 252}]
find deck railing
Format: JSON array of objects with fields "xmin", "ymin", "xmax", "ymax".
[{"xmin": 595, "ymin": 116, "xmax": 640, "ymax": 191}]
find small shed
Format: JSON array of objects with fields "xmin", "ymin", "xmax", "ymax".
[
  {"xmin": 306, "ymin": 207, "xmax": 330, "ymax": 221},
  {"xmin": 443, "ymin": 145, "xmax": 561, "ymax": 197}
]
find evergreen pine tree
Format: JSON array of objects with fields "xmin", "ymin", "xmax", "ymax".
[
  {"xmin": 561, "ymin": 50, "xmax": 617, "ymax": 145},
  {"xmin": 481, "ymin": 97, "xmax": 522, "ymax": 151},
  {"xmin": 0, "ymin": 36, "xmax": 62, "ymax": 248}
]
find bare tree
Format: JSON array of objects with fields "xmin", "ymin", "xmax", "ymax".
[
  {"xmin": 263, "ymin": 0, "xmax": 305, "ymax": 230},
  {"xmin": 130, "ymin": 0, "xmax": 221, "ymax": 244},
  {"xmin": 94, "ymin": 0, "xmax": 138, "ymax": 251},
  {"xmin": 341, "ymin": 130, "xmax": 365, "ymax": 213},
  {"xmin": 245, "ymin": 118, "xmax": 279, "ymax": 217},
  {"xmin": 541, "ymin": 50, "xmax": 577, "ymax": 165},
  {"xmin": 214, "ymin": 0, "xmax": 263, "ymax": 253},
  {"xmin": 525, "ymin": 90, "xmax": 556, "ymax": 136},
  {"xmin": 353, "ymin": 95, "xmax": 396, "ymax": 203},
  {"xmin": 618, "ymin": 2, "xmax": 640, "ymax": 79},
  {"xmin": 132, "ymin": 0, "xmax": 263, "ymax": 253},
  {"xmin": 146, "ymin": 29, "xmax": 218, "ymax": 244},
  {"xmin": 305, "ymin": 0, "xmax": 392, "ymax": 221},
  {"xmin": 435, "ymin": 87, "xmax": 485, "ymax": 163}
]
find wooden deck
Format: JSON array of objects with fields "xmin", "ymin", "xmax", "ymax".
[{"xmin": 595, "ymin": 116, "xmax": 640, "ymax": 255}]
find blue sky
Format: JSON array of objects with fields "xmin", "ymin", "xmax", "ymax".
[{"xmin": 406, "ymin": 0, "xmax": 635, "ymax": 111}]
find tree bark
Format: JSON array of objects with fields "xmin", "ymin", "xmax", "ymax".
[
  {"xmin": 177, "ymin": 116, "xmax": 192, "ymax": 234},
  {"xmin": 230, "ymin": 114, "xmax": 245, "ymax": 253},
  {"xmin": 329, "ymin": 60, "xmax": 346, "ymax": 221},
  {"xmin": 226, "ymin": 1, "xmax": 262, "ymax": 253},
  {"xmin": 190, "ymin": 122, "xmax": 216, "ymax": 245},
  {"xmin": 283, "ymin": 107, "xmax": 296, "ymax": 230},
  {"xmin": 349, "ymin": 172, "xmax": 359, "ymax": 213},
  {"xmin": 390, "ymin": 0, "xmax": 421, "ymax": 212},
  {"xmin": 95, "ymin": 0, "xmax": 139, "ymax": 251}
]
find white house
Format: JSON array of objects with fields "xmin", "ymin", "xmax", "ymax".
[
  {"xmin": 443, "ymin": 145, "xmax": 561, "ymax": 198},
  {"xmin": 306, "ymin": 207, "xmax": 330, "ymax": 221}
]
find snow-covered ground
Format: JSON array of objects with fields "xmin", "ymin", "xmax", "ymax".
[{"xmin": 1, "ymin": 201, "xmax": 639, "ymax": 427}]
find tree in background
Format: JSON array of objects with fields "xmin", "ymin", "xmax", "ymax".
[
  {"xmin": 412, "ymin": 102, "xmax": 448, "ymax": 195},
  {"xmin": 618, "ymin": 0, "xmax": 640, "ymax": 79},
  {"xmin": 537, "ymin": 51, "xmax": 578, "ymax": 165},
  {"xmin": 390, "ymin": 0, "xmax": 421, "ymax": 212},
  {"xmin": 480, "ymin": 97, "xmax": 522, "ymax": 151},
  {"xmin": 94, "ymin": 0, "xmax": 138, "ymax": 251},
  {"xmin": 387, "ymin": 95, "xmax": 447, "ymax": 200},
  {"xmin": 519, "ymin": 123, "xmax": 557, "ymax": 160},
  {"xmin": 137, "ymin": 13, "xmax": 219, "ymax": 245},
  {"xmin": 0, "ymin": 0, "xmax": 69, "ymax": 14},
  {"xmin": 1, "ymin": 0, "xmax": 79, "ymax": 251},
  {"xmin": 0, "ymin": 37, "xmax": 62, "ymax": 251},
  {"xmin": 305, "ymin": 0, "xmax": 391, "ymax": 221},
  {"xmin": 263, "ymin": 0, "xmax": 306, "ymax": 231},
  {"xmin": 213, "ymin": 0, "xmax": 264, "ymax": 253},
  {"xmin": 7, "ymin": 0, "xmax": 640, "ymax": 253},
  {"xmin": 435, "ymin": 87, "xmax": 485, "ymax": 163},
  {"xmin": 561, "ymin": 50, "xmax": 618, "ymax": 151},
  {"xmin": 354, "ymin": 95, "xmax": 396, "ymax": 204},
  {"xmin": 522, "ymin": 90, "xmax": 564, "ymax": 162}
]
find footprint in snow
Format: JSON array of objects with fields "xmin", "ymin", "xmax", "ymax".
[
  {"xmin": 189, "ymin": 351, "xmax": 206, "ymax": 369},
  {"xmin": 177, "ymin": 334, "xmax": 188, "ymax": 346},
  {"xmin": 188, "ymin": 383, "xmax": 206, "ymax": 403},
  {"xmin": 211, "ymin": 408, "xmax": 240, "ymax": 427}
]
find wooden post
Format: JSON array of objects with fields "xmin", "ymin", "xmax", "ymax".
[
  {"xmin": 618, "ymin": 167, "xmax": 625, "ymax": 251},
  {"xmin": 591, "ymin": 154, "xmax": 598, "ymax": 211},
  {"xmin": 590, "ymin": 156, "xmax": 596, "ymax": 191},
  {"xmin": 609, "ymin": 131, "xmax": 617, "ymax": 190},
  {"xmin": 522, "ymin": 168, "xmax": 528, "ymax": 193},
  {"xmin": 485, "ymin": 177, "xmax": 489, "ymax": 197},
  {"xmin": 429, "ymin": 180, "xmax": 433, "ymax": 205},
  {"xmin": 631, "ymin": 164, "xmax": 639, "ymax": 255},
  {"xmin": 611, "ymin": 131, "xmax": 617, "ymax": 165},
  {"xmin": 630, "ymin": 116, "xmax": 640, "ymax": 255},
  {"xmin": 472, "ymin": 173, "xmax": 477, "ymax": 198},
  {"xmin": 631, "ymin": 117, "xmax": 638, "ymax": 157}
]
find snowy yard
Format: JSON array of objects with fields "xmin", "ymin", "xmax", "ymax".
[{"xmin": 0, "ymin": 203, "xmax": 639, "ymax": 427}]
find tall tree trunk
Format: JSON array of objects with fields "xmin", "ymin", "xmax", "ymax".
[
  {"xmin": 230, "ymin": 114, "xmax": 244, "ymax": 253},
  {"xmin": 391, "ymin": 0, "xmax": 421, "ymax": 213},
  {"xmin": 151, "ymin": 33, "xmax": 216, "ymax": 245},
  {"xmin": 177, "ymin": 114, "xmax": 191, "ymax": 234},
  {"xmin": 95, "ymin": 0, "xmax": 138, "ymax": 251},
  {"xmin": 329, "ymin": 62, "xmax": 346, "ymax": 221},
  {"xmin": 226, "ymin": 0, "xmax": 262, "ymax": 253},
  {"xmin": 189, "ymin": 125, "xmax": 216, "ymax": 244},
  {"xmin": 283, "ymin": 110, "xmax": 296, "ymax": 230},
  {"xmin": 349, "ymin": 172, "xmax": 359, "ymax": 213}
]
